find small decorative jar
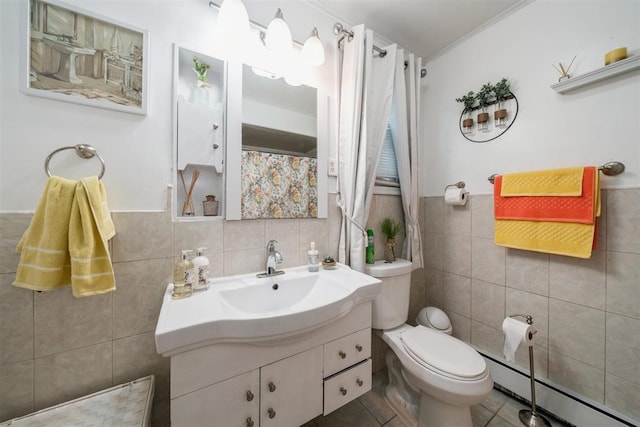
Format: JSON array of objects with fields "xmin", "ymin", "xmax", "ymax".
[
  {"xmin": 477, "ymin": 108, "xmax": 490, "ymax": 132},
  {"xmin": 494, "ymin": 102, "xmax": 508, "ymax": 128},
  {"xmin": 203, "ymin": 195, "xmax": 219, "ymax": 216},
  {"xmin": 462, "ymin": 112, "xmax": 474, "ymax": 134},
  {"xmin": 384, "ymin": 238, "xmax": 397, "ymax": 263}
]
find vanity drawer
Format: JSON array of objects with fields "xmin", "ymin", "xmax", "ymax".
[
  {"xmin": 323, "ymin": 359, "xmax": 372, "ymax": 415},
  {"xmin": 323, "ymin": 328, "xmax": 371, "ymax": 377}
]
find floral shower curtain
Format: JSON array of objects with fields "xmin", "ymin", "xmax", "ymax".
[{"xmin": 241, "ymin": 150, "xmax": 317, "ymax": 219}]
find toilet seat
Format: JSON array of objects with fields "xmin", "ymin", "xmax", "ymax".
[{"xmin": 400, "ymin": 326, "xmax": 487, "ymax": 381}]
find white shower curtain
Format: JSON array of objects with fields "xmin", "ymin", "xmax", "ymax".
[
  {"xmin": 390, "ymin": 52, "xmax": 424, "ymax": 269},
  {"xmin": 336, "ymin": 25, "xmax": 397, "ymax": 272}
]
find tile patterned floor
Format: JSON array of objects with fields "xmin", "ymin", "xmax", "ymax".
[{"xmin": 304, "ymin": 369, "xmax": 572, "ymax": 427}]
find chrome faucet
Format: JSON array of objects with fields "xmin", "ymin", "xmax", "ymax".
[{"xmin": 258, "ymin": 240, "xmax": 284, "ymax": 278}]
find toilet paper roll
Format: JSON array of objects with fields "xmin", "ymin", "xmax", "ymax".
[
  {"xmin": 444, "ymin": 186, "xmax": 468, "ymax": 206},
  {"xmin": 502, "ymin": 317, "xmax": 535, "ymax": 362}
]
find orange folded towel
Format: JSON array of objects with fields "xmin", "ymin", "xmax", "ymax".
[{"xmin": 494, "ymin": 167, "xmax": 597, "ymax": 224}]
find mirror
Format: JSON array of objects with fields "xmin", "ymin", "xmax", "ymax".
[
  {"xmin": 242, "ymin": 65, "xmax": 317, "ymax": 156},
  {"xmin": 240, "ymin": 64, "xmax": 318, "ymax": 219}
]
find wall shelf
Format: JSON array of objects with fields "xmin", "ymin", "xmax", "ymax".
[{"xmin": 551, "ymin": 55, "xmax": 640, "ymax": 94}]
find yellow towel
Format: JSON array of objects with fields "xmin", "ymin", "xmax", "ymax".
[
  {"xmin": 495, "ymin": 220, "xmax": 596, "ymax": 258},
  {"xmin": 14, "ymin": 177, "xmax": 76, "ymax": 291},
  {"xmin": 69, "ymin": 177, "xmax": 116, "ymax": 297},
  {"xmin": 500, "ymin": 167, "xmax": 584, "ymax": 196},
  {"xmin": 14, "ymin": 176, "xmax": 116, "ymax": 297}
]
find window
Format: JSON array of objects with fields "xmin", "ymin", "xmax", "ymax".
[{"xmin": 376, "ymin": 122, "xmax": 400, "ymax": 189}]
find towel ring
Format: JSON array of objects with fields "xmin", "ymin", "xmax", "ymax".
[{"xmin": 44, "ymin": 144, "xmax": 105, "ymax": 179}]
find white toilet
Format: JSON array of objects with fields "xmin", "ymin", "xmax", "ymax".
[{"xmin": 365, "ymin": 259, "xmax": 493, "ymax": 427}]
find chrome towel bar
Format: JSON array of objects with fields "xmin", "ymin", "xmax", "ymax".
[{"xmin": 487, "ymin": 161, "xmax": 624, "ymax": 184}]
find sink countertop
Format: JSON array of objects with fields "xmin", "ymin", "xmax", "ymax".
[{"xmin": 155, "ymin": 263, "xmax": 381, "ymax": 356}]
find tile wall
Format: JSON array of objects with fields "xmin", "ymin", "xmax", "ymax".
[
  {"xmin": 4, "ymin": 189, "xmax": 636, "ymax": 424},
  {"xmin": 0, "ymin": 203, "xmax": 341, "ymax": 424},
  {"xmin": 421, "ymin": 189, "xmax": 640, "ymax": 423},
  {"xmin": 0, "ymin": 193, "xmax": 410, "ymax": 424}
]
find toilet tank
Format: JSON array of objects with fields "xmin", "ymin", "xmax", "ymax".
[{"xmin": 364, "ymin": 259, "xmax": 413, "ymax": 330}]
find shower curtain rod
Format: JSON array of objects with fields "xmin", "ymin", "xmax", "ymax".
[
  {"xmin": 334, "ymin": 23, "xmax": 427, "ymax": 78},
  {"xmin": 333, "ymin": 23, "xmax": 388, "ymax": 57}
]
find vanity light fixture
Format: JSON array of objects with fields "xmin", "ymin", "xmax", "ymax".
[
  {"xmin": 265, "ymin": 8, "xmax": 292, "ymax": 54},
  {"xmin": 301, "ymin": 27, "xmax": 325, "ymax": 66}
]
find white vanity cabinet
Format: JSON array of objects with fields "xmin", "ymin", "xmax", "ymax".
[
  {"xmin": 168, "ymin": 302, "xmax": 374, "ymax": 427},
  {"xmin": 172, "ymin": 369, "xmax": 260, "ymax": 427}
]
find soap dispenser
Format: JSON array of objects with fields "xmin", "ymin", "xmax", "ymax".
[
  {"xmin": 172, "ymin": 250, "xmax": 194, "ymax": 299},
  {"xmin": 192, "ymin": 247, "xmax": 210, "ymax": 291},
  {"xmin": 308, "ymin": 241, "xmax": 320, "ymax": 272}
]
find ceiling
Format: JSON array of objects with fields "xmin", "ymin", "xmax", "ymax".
[{"xmin": 309, "ymin": 0, "xmax": 527, "ymax": 60}]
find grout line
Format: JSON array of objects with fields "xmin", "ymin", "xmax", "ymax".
[{"xmin": 355, "ymin": 397, "xmax": 383, "ymax": 426}]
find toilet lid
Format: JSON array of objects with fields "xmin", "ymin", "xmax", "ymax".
[{"xmin": 400, "ymin": 326, "xmax": 486, "ymax": 380}]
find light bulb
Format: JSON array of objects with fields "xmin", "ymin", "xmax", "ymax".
[
  {"xmin": 301, "ymin": 27, "xmax": 325, "ymax": 66},
  {"xmin": 265, "ymin": 8, "xmax": 292, "ymax": 54},
  {"xmin": 284, "ymin": 50, "xmax": 309, "ymax": 87},
  {"xmin": 217, "ymin": 0, "xmax": 249, "ymax": 37}
]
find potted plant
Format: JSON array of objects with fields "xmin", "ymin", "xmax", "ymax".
[
  {"xmin": 476, "ymin": 82, "xmax": 494, "ymax": 132},
  {"xmin": 380, "ymin": 216, "xmax": 403, "ymax": 262},
  {"xmin": 493, "ymin": 78, "xmax": 510, "ymax": 128},
  {"xmin": 193, "ymin": 56, "xmax": 211, "ymax": 87},
  {"xmin": 191, "ymin": 56, "xmax": 212, "ymax": 105},
  {"xmin": 455, "ymin": 91, "xmax": 476, "ymax": 134}
]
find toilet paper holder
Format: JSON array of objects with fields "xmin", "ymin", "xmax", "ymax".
[
  {"xmin": 444, "ymin": 181, "xmax": 465, "ymax": 191},
  {"xmin": 508, "ymin": 314, "xmax": 536, "ymax": 341},
  {"xmin": 506, "ymin": 313, "xmax": 550, "ymax": 427}
]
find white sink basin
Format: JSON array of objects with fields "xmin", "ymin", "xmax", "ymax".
[
  {"xmin": 155, "ymin": 264, "xmax": 381, "ymax": 355},
  {"xmin": 219, "ymin": 274, "xmax": 346, "ymax": 315}
]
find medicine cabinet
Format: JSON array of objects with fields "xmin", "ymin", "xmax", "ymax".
[{"xmin": 172, "ymin": 45, "xmax": 226, "ymax": 220}]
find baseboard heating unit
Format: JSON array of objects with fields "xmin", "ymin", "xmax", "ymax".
[{"xmin": 480, "ymin": 351, "xmax": 637, "ymax": 427}]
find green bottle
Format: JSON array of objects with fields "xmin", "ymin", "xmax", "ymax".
[{"xmin": 366, "ymin": 229, "xmax": 375, "ymax": 264}]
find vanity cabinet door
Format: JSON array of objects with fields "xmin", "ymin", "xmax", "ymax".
[
  {"xmin": 260, "ymin": 346, "xmax": 323, "ymax": 427},
  {"xmin": 172, "ymin": 369, "xmax": 259, "ymax": 427}
]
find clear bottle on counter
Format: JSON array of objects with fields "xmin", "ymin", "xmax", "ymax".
[
  {"xmin": 308, "ymin": 241, "xmax": 320, "ymax": 272},
  {"xmin": 172, "ymin": 250, "xmax": 194, "ymax": 299}
]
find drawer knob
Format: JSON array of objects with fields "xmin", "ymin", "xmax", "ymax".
[
  {"xmin": 268, "ymin": 408, "xmax": 276, "ymax": 419},
  {"xmin": 355, "ymin": 344, "xmax": 363, "ymax": 352},
  {"xmin": 246, "ymin": 417, "xmax": 254, "ymax": 427},
  {"xmin": 268, "ymin": 381, "xmax": 276, "ymax": 392},
  {"xmin": 339, "ymin": 350, "xmax": 347, "ymax": 359},
  {"xmin": 246, "ymin": 390, "xmax": 254, "ymax": 401},
  {"xmin": 340, "ymin": 387, "xmax": 347, "ymax": 396},
  {"xmin": 356, "ymin": 378, "xmax": 364, "ymax": 387}
]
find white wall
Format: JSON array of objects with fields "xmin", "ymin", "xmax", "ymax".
[
  {"xmin": 243, "ymin": 98, "xmax": 317, "ymax": 137},
  {"xmin": 421, "ymin": 0, "xmax": 640, "ymax": 197},
  {"xmin": 0, "ymin": 0, "xmax": 340, "ymax": 212}
]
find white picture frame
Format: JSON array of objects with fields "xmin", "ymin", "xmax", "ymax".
[{"xmin": 22, "ymin": 0, "xmax": 150, "ymax": 115}]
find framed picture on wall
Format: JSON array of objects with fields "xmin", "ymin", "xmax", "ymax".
[{"xmin": 21, "ymin": 0, "xmax": 150, "ymax": 115}]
